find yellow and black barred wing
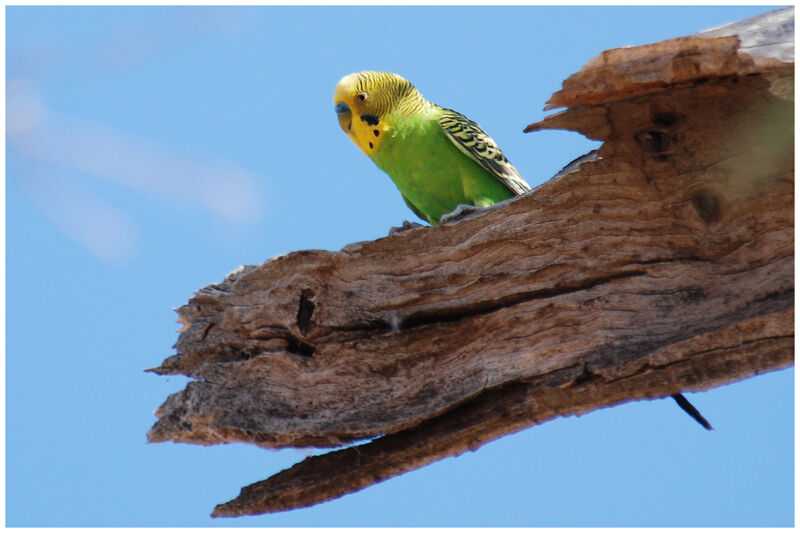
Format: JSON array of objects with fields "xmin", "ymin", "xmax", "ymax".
[{"xmin": 438, "ymin": 108, "xmax": 531, "ymax": 196}]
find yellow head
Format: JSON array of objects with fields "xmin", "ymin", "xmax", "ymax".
[{"xmin": 333, "ymin": 71, "xmax": 421, "ymax": 155}]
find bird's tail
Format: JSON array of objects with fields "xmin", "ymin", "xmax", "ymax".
[{"xmin": 672, "ymin": 393, "xmax": 713, "ymax": 430}]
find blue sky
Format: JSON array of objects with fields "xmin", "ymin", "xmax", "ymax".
[{"xmin": 6, "ymin": 5, "xmax": 793, "ymax": 527}]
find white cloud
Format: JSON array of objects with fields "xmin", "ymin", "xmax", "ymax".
[
  {"xmin": 6, "ymin": 79, "xmax": 46, "ymax": 133},
  {"xmin": 14, "ymin": 160, "xmax": 141, "ymax": 264},
  {"xmin": 8, "ymin": 8, "xmax": 251, "ymax": 81},
  {"xmin": 7, "ymin": 80, "xmax": 265, "ymax": 262}
]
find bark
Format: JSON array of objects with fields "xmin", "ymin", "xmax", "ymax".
[{"xmin": 147, "ymin": 8, "xmax": 794, "ymax": 517}]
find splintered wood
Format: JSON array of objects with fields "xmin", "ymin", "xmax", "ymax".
[{"xmin": 148, "ymin": 8, "xmax": 794, "ymax": 517}]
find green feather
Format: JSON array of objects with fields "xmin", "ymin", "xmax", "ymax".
[{"xmin": 371, "ymin": 105, "xmax": 529, "ymax": 225}]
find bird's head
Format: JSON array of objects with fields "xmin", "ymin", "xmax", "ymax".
[{"xmin": 333, "ymin": 71, "xmax": 419, "ymax": 142}]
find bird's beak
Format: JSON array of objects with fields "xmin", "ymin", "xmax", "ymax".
[{"xmin": 335, "ymin": 101, "xmax": 352, "ymax": 134}]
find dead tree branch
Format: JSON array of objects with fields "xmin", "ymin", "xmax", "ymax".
[{"xmin": 147, "ymin": 8, "xmax": 794, "ymax": 517}]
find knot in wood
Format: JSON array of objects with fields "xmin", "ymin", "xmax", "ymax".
[
  {"xmin": 297, "ymin": 289, "xmax": 316, "ymax": 337},
  {"xmin": 691, "ymin": 191, "xmax": 722, "ymax": 223}
]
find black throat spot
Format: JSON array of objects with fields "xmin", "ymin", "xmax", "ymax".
[{"xmin": 360, "ymin": 114, "xmax": 380, "ymax": 126}]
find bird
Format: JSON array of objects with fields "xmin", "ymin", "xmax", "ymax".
[
  {"xmin": 333, "ymin": 71, "xmax": 530, "ymax": 225},
  {"xmin": 333, "ymin": 71, "xmax": 712, "ymax": 431}
]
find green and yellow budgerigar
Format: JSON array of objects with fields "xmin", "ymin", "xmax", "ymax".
[{"xmin": 333, "ymin": 71, "xmax": 531, "ymax": 225}]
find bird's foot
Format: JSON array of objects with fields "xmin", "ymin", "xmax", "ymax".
[
  {"xmin": 439, "ymin": 204, "xmax": 485, "ymax": 225},
  {"xmin": 388, "ymin": 220, "xmax": 425, "ymax": 236}
]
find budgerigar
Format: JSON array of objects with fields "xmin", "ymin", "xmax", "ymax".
[{"xmin": 333, "ymin": 71, "xmax": 530, "ymax": 225}]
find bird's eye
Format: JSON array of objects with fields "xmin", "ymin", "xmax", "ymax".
[{"xmin": 357, "ymin": 92, "xmax": 368, "ymax": 102}]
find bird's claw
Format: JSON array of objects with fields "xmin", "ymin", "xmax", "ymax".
[
  {"xmin": 439, "ymin": 204, "xmax": 485, "ymax": 225},
  {"xmin": 388, "ymin": 220, "xmax": 425, "ymax": 236}
]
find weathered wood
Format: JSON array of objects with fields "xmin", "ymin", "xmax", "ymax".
[{"xmin": 148, "ymin": 8, "xmax": 794, "ymax": 517}]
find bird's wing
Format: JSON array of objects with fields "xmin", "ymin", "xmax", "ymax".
[{"xmin": 438, "ymin": 108, "xmax": 531, "ymax": 196}]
